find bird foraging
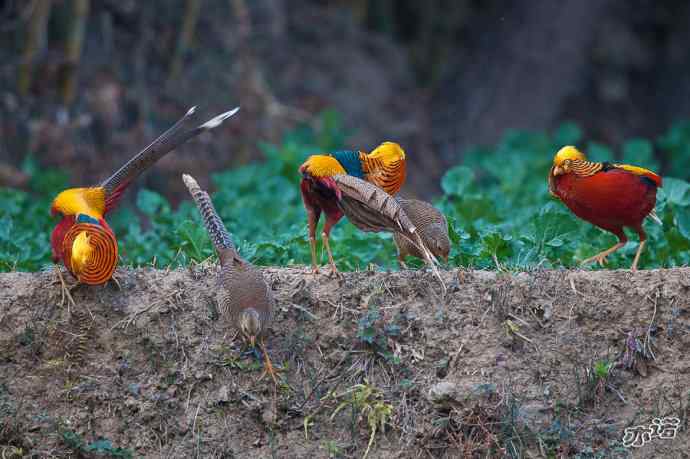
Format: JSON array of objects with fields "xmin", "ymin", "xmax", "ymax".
[
  {"xmin": 299, "ymin": 142, "xmax": 407, "ymax": 275},
  {"xmin": 548, "ymin": 145, "xmax": 662, "ymax": 271},
  {"xmin": 330, "ymin": 174, "xmax": 444, "ymax": 289},
  {"xmin": 393, "ymin": 198, "xmax": 450, "ymax": 268},
  {"xmin": 182, "ymin": 173, "xmax": 278, "ymax": 384}
]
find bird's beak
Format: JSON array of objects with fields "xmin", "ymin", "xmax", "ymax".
[{"xmin": 552, "ymin": 165, "xmax": 565, "ymax": 176}]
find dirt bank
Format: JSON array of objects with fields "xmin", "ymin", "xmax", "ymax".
[{"xmin": 1, "ymin": 267, "xmax": 689, "ymax": 458}]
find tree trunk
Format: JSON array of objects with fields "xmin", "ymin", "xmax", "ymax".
[
  {"xmin": 60, "ymin": 0, "xmax": 90, "ymax": 107},
  {"xmin": 168, "ymin": 0, "xmax": 202, "ymax": 82},
  {"xmin": 18, "ymin": 0, "xmax": 53, "ymax": 96}
]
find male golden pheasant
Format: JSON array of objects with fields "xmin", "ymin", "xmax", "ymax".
[
  {"xmin": 299, "ymin": 142, "xmax": 406, "ymax": 274},
  {"xmin": 182, "ymin": 174, "xmax": 277, "ymax": 383},
  {"xmin": 548, "ymin": 145, "xmax": 662, "ymax": 271},
  {"xmin": 50, "ymin": 106, "xmax": 239, "ymax": 297}
]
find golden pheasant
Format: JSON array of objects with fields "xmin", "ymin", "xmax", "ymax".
[
  {"xmin": 50, "ymin": 106, "xmax": 239, "ymax": 300},
  {"xmin": 299, "ymin": 142, "xmax": 406, "ymax": 275},
  {"xmin": 393, "ymin": 199, "xmax": 450, "ymax": 268},
  {"xmin": 182, "ymin": 173, "xmax": 277, "ymax": 383},
  {"xmin": 548, "ymin": 145, "xmax": 662, "ymax": 271}
]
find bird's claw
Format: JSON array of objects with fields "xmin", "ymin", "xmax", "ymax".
[
  {"xmin": 109, "ymin": 274, "xmax": 122, "ymax": 290},
  {"xmin": 581, "ymin": 254, "xmax": 608, "ymax": 267},
  {"xmin": 327, "ymin": 268, "xmax": 341, "ymax": 279},
  {"xmin": 258, "ymin": 359, "xmax": 280, "ymax": 386}
]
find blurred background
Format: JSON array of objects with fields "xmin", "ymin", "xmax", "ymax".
[
  {"xmin": 2, "ymin": 0, "xmax": 690, "ymax": 198},
  {"xmin": 3, "ymin": 0, "xmax": 690, "ymax": 272}
]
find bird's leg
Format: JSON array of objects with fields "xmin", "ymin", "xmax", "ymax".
[
  {"xmin": 321, "ymin": 232, "xmax": 338, "ymax": 277},
  {"xmin": 321, "ymin": 218, "xmax": 341, "ymax": 278},
  {"xmin": 54, "ymin": 265, "xmax": 77, "ymax": 313},
  {"xmin": 581, "ymin": 241, "xmax": 626, "ymax": 267},
  {"xmin": 631, "ymin": 229, "xmax": 648, "ymax": 272},
  {"xmin": 307, "ymin": 209, "xmax": 320, "ymax": 274},
  {"xmin": 631, "ymin": 240, "xmax": 646, "ymax": 272},
  {"xmin": 397, "ymin": 254, "xmax": 408, "ymax": 270},
  {"xmin": 257, "ymin": 339, "xmax": 279, "ymax": 386}
]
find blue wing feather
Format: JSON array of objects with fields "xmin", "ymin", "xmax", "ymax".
[
  {"xmin": 331, "ymin": 150, "xmax": 364, "ymax": 178},
  {"xmin": 76, "ymin": 214, "xmax": 101, "ymax": 225}
]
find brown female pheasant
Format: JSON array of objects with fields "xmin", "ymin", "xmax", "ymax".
[{"xmin": 182, "ymin": 173, "xmax": 277, "ymax": 382}]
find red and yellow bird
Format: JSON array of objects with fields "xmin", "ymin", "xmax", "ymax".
[
  {"xmin": 548, "ymin": 145, "xmax": 662, "ymax": 271},
  {"xmin": 299, "ymin": 142, "xmax": 406, "ymax": 275},
  {"xmin": 50, "ymin": 106, "xmax": 239, "ymax": 296}
]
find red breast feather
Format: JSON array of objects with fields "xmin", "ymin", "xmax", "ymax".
[
  {"xmin": 51, "ymin": 216, "xmax": 76, "ymax": 262},
  {"xmin": 300, "ymin": 177, "xmax": 343, "ymax": 221},
  {"xmin": 553, "ymin": 168, "xmax": 658, "ymax": 233}
]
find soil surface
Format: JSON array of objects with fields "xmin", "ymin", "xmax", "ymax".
[{"xmin": 1, "ymin": 266, "xmax": 689, "ymax": 458}]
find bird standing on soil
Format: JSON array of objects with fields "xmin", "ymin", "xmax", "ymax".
[
  {"xmin": 182, "ymin": 174, "xmax": 278, "ymax": 383},
  {"xmin": 548, "ymin": 145, "xmax": 662, "ymax": 271},
  {"xmin": 393, "ymin": 199, "xmax": 450, "ymax": 268},
  {"xmin": 50, "ymin": 106, "xmax": 239, "ymax": 302},
  {"xmin": 299, "ymin": 142, "xmax": 407, "ymax": 275},
  {"xmin": 315, "ymin": 174, "xmax": 442, "ymax": 285}
]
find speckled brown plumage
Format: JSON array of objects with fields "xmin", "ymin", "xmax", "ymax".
[
  {"xmin": 182, "ymin": 174, "xmax": 274, "ymax": 347},
  {"xmin": 331, "ymin": 175, "xmax": 440, "ymax": 269},
  {"xmin": 393, "ymin": 199, "xmax": 450, "ymax": 266}
]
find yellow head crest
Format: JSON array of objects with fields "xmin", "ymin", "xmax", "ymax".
[
  {"xmin": 368, "ymin": 141, "xmax": 405, "ymax": 162},
  {"xmin": 553, "ymin": 146, "xmax": 586, "ymax": 166},
  {"xmin": 51, "ymin": 187, "xmax": 106, "ymax": 218},
  {"xmin": 300, "ymin": 155, "xmax": 347, "ymax": 178}
]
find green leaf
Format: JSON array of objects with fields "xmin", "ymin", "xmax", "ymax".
[
  {"xmin": 674, "ymin": 206, "xmax": 690, "ymax": 240},
  {"xmin": 136, "ymin": 189, "xmax": 169, "ymax": 215},
  {"xmin": 546, "ymin": 237, "xmax": 563, "ymax": 248},
  {"xmin": 664, "ymin": 178, "xmax": 690, "ymax": 207},
  {"xmin": 441, "ymin": 166, "xmax": 473, "ymax": 197},
  {"xmin": 86, "ymin": 438, "xmax": 113, "ymax": 452}
]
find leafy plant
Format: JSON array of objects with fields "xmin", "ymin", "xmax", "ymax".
[
  {"xmin": 330, "ymin": 382, "xmax": 393, "ymax": 459},
  {"xmin": 4, "ymin": 115, "xmax": 690, "ymax": 272},
  {"xmin": 356, "ymin": 299, "xmax": 402, "ymax": 365},
  {"xmin": 60, "ymin": 429, "xmax": 133, "ymax": 458}
]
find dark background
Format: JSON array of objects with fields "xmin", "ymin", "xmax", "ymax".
[{"xmin": 1, "ymin": 0, "xmax": 688, "ymax": 201}]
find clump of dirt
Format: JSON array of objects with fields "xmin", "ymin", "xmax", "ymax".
[{"xmin": 1, "ymin": 266, "xmax": 689, "ymax": 458}]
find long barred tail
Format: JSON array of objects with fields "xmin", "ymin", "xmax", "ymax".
[
  {"xmin": 182, "ymin": 174, "xmax": 236, "ymax": 254},
  {"xmin": 101, "ymin": 106, "xmax": 240, "ymax": 212}
]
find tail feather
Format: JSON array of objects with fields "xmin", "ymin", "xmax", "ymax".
[
  {"xmin": 101, "ymin": 106, "xmax": 239, "ymax": 212},
  {"xmin": 332, "ymin": 174, "xmax": 444, "ymax": 290},
  {"xmin": 182, "ymin": 174, "xmax": 236, "ymax": 255}
]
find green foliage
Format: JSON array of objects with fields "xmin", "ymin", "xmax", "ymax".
[
  {"xmin": 592, "ymin": 360, "xmax": 613, "ymax": 380},
  {"xmin": 330, "ymin": 382, "xmax": 393, "ymax": 459},
  {"xmin": 60, "ymin": 429, "xmax": 133, "ymax": 458},
  {"xmin": 4, "ymin": 114, "xmax": 690, "ymax": 272},
  {"xmin": 356, "ymin": 296, "xmax": 402, "ymax": 365}
]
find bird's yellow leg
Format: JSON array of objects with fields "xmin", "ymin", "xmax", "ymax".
[
  {"xmin": 580, "ymin": 242, "xmax": 626, "ymax": 267},
  {"xmin": 309, "ymin": 236, "xmax": 319, "ymax": 274},
  {"xmin": 397, "ymin": 254, "xmax": 408, "ymax": 270},
  {"xmin": 630, "ymin": 240, "xmax": 646, "ymax": 272},
  {"xmin": 257, "ymin": 340, "xmax": 279, "ymax": 386},
  {"xmin": 307, "ymin": 210, "xmax": 320, "ymax": 274},
  {"xmin": 321, "ymin": 232, "xmax": 340, "ymax": 278},
  {"xmin": 54, "ymin": 266, "xmax": 77, "ymax": 313}
]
